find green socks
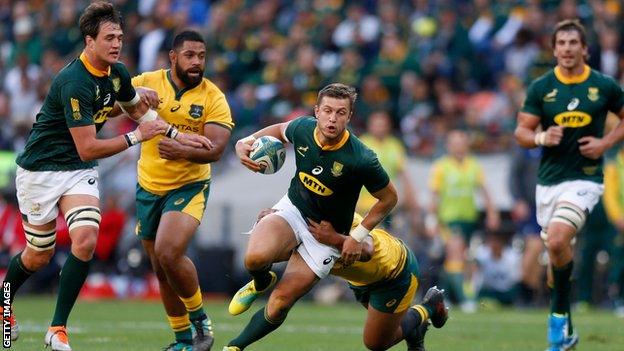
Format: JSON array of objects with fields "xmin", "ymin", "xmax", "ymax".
[
  {"xmin": 51, "ymin": 253, "xmax": 91, "ymax": 326},
  {"xmin": 228, "ymin": 307, "xmax": 285, "ymax": 350},
  {"xmin": 3, "ymin": 252, "xmax": 34, "ymax": 304},
  {"xmin": 551, "ymin": 261, "xmax": 574, "ymax": 334}
]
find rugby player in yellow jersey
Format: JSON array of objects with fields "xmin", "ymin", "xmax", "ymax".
[
  {"xmin": 129, "ymin": 31, "xmax": 234, "ymax": 351},
  {"xmin": 237, "ymin": 209, "xmax": 449, "ymax": 351}
]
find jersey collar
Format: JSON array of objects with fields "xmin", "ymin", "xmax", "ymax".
[
  {"xmin": 313, "ymin": 127, "xmax": 350, "ymax": 151},
  {"xmin": 554, "ymin": 64, "xmax": 590, "ymax": 84},
  {"xmin": 79, "ymin": 52, "xmax": 110, "ymax": 77}
]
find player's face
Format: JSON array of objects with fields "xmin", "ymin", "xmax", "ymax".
[
  {"xmin": 553, "ymin": 30, "xmax": 587, "ymax": 70},
  {"xmin": 314, "ymin": 96, "xmax": 352, "ymax": 141},
  {"xmin": 89, "ymin": 21, "xmax": 123, "ymax": 65},
  {"xmin": 172, "ymin": 41, "xmax": 206, "ymax": 86},
  {"xmin": 446, "ymin": 131, "xmax": 469, "ymax": 159}
]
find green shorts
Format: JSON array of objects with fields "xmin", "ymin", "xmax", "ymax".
[
  {"xmin": 349, "ymin": 245, "xmax": 420, "ymax": 314},
  {"xmin": 444, "ymin": 221, "xmax": 477, "ymax": 242},
  {"xmin": 135, "ymin": 180, "xmax": 210, "ymax": 240}
]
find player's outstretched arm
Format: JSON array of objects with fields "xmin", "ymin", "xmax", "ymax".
[{"xmin": 69, "ymin": 119, "xmax": 168, "ymax": 161}]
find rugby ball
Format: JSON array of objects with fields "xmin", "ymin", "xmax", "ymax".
[{"xmin": 249, "ymin": 136, "xmax": 286, "ymax": 174}]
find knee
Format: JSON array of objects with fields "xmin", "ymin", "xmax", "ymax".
[
  {"xmin": 154, "ymin": 249, "xmax": 180, "ymax": 271},
  {"xmin": 267, "ymin": 292, "xmax": 295, "ymax": 320},
  {"xmin": 545, "ymin": 232, "xmax": 569, "ymax": 254},
  {"xmin": 244, "ymin": 251, "xmax": 271, "ymax": 272},
  {"xmin": 23, "ymin": 250, "xmax": 54, "ymax": 271},
  {"xmin": 71, "ymin": 229, "xmax": 98, "ymax": 259},
  {"xmin": 363, "ymin": 336, "xmax": 389, "ymax": 351}
]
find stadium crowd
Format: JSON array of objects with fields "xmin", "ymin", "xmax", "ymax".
[{"xmin": 0, "ymin": 0, "xmax": 623, "ymax": 315}]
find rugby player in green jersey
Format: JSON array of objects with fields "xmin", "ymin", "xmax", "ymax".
[
  {"xmin": 1, "ymin": 2, "xmax": 207, "ymax": 350},
  {"xmin": 515, "ymin": 19, "xmax": 624, "ymax": 351},
  {"xmin": 226, "ymin": 83, "xmax": 398, "ymax": 350}
]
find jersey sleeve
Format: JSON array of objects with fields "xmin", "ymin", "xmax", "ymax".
[
  {"xmin": 205, "ymin": 92, "xmax": 234, "ymax": 130},
  {"xmin": 114, "ymin": 62, "xmax": 139, "ymax": 104},
  {"xmin": 284, "ymin": 117, "xmax": 307, "ymax": 143},
  {"xmin": 606, "ymin": 76, "xmax": 624, "ymax": 114},
  {"xmin": 360, "ymin": 149, "xmax": 390, "ymax": 194},
  {"xmin": 520, "ymin": 81, "xmax": 543, "ymax": 117},
  {"xmin": 131, "ymin": 73, "xmax": 146, "ymax": 88},
  {"xmin": 59, "ymin": 81, "xmax": 95, "ymax": 128}
]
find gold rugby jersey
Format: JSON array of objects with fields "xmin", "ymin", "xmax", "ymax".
[
  {"xmin": 330, "ymin": 227, "xmax": 407, "ymax": 286},
  {"xmin": 132, "ymin": 69, "xmax": 233, "ymax": 194}
]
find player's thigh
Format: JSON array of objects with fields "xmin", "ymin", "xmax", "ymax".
[
  {"xmin": 135, "ymin": 184, "xmax": 164, "ymax": 240},
  {"xmin": 247, "ymin": 213, "xmax": 298, "ymax": 261}
]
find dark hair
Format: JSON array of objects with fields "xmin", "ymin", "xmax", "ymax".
[
  {"xmin": 551, "ymin": 19, "xmax": 587, "ymax": 48},
  {"xmin": 79, "ymin": 1, "xmax": 122, "ymax": 41},
  {"xmin": 317, "ymin": 83, "xmax": 358, "ymax": 113},
  {"xmin": 172, "ymin": 30, "xmax": 205, "ymax": 50}
]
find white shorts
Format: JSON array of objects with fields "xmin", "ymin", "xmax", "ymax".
[
  {"xmin": 535, "ymin": 180, "xmax": 603, "ymax": 229},
  {"xmin": 272, "ymin": 195, "xmax": 341, "ymax": 278},
  {"xmin": 16, "ymin": 166, "xmax": 100, "ymax": 225}
]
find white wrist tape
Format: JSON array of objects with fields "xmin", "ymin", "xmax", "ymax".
[
  {"xmin": 165, "ymin": 125, "xmax": 179, "ymax": 139},
  {"xmin": 137, "ymin": 109, "xmax": 158, "ymax": 124},
  {"xmin": 350, "ymin": 224, "xmax": 370, "ymax": 243},
  {"xmin": 534, "ymin": 132, "xmax": 546, "ymax": 146},
  {"xmin": 124, "ymin": 131, "xmax": 140, "ymax": 147}
]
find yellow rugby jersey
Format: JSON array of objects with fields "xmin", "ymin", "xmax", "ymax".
[
  {"xmin": 330, "ymin": 228, "xmax": 407, "ymax": 286},
  {"xmin": 131, "ymin": 69, "xmax": 233, "ymax": 194}
]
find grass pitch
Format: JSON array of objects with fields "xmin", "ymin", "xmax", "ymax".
[{"xmin": 7, "ymin": 296, "xmax": 624, "ymax": 350}]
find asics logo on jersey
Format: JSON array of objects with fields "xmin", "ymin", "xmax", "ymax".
[
  {"xmin": 543, "ymin": 89, "xmax": 558, "ymax": 102},
  {"xmin": 298, "ymin": 172, "xmax": 333, "ymax": 196},
  {"xmin": 103, "ymin": 93, "xmax": 111, "ymax": 105},
  {"xmin": 385, "ymin": 299, "xmax": 397, "ymax": 308},
  {"xmin": 322, "ymin": 257, "xmax": 332, "ymax": 265},
  {"xmin": 170, "ymin": 105, "xmax": 181, "ymax": 112},
  {"xmin": 297, "ymin": 146, "xmax": 309, "ymax": 157},
  {"xmin": 87, "ymin": 178, "xmax": 96, "ymax": 185},
  {"xmin": 174, "ymin": 198, "xmax": 185, "ymax": 205},
  {"xmin": 312, "ymin": 166, "xmax": 323, "ymax": 175},
  {"xmin": 567, "ymin": 98, "xmax": 580, "ymax": 111}
]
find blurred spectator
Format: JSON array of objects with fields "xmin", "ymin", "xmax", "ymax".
[
  {"xmin": 428, "ymin": 130, "xmax": 500, "ymax": 312},
  {"xmin": 473, "ymin": 227, "xmax": 522, "ymax": 306},
  {"xmin": 357, "ymin": 111, "xmax": 420, "ymax": 234}
]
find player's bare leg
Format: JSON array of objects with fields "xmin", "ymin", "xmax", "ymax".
[
  {"xmin": 229, "ymin": 214, "xmax": 298, "ymax": 315},
  {"xmin": 42, "ymin": 195, "xmax": 100, "ymax": 351},
  {"xmin": 155, "ymin": 211, "xmax": 213, "ymax": 350},
  {"xmin": 143, "ymin": 240, "xmax": 195, "ymax": 349},
  {"xmin": 544, "ymin": 205, "xmax": 579, "ymax": 351},
  {"xmin": 227, "ymin": 251, "xmax": 318, "ymax": 350},
  {"xmin": 2, "ymin": 219, "xmax": 56, "ymax": 343}
]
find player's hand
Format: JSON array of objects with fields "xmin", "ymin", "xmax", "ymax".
[
  {"xmin": 578, "ymin": 136, "xmax": 607, "ymax": 159},
  {"xmin": 235, "ymin": 138, "xmax": 262, "ymax": 172},
  {"xmin": 175, "ymin": 132, "xmax": 213, "ymax": 149},
  {"xmin": 543, "ymin": 125, "xmax": 564, "ymax": 146},
  {"xmin": 137, "ymin": 119, "xmax": 168, "ymax": 141},
  {"xmin": 136, "ymin": 87, "xmax": 160, "ymax": 109},
  {"xmin": 341, "ymin": 236, "xmax": 362, "ymax": 266},
  {"xmin": 308, "ymin": 218, "xmax": 339, "ymax": 247},
  {"xmin": 158, "ymin": 138, "xmax": 187, "ymax": 160}
]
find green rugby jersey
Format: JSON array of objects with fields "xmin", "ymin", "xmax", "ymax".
[
  {"xmin": 285, "ymin": 116, "xmax": 390, "ymax": 234},
  {"xmin": 521, "ymin": 65, "xmax": 624, "ymax": 185},
  {"xmin": 16, "ymin": 53, "xmax": 137, "ymax": 171}
]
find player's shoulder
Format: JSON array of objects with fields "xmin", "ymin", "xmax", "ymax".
[
  {"xmin": 134, "ymin": 69, "xmax": 167, "ymax": 82},
  {"xmin": 588, "ymin": 68, "xmax": 619, "ymax": 85},
  {"xmin": 528, "ymin": 69, "xmax": 557, "ymax": 89},
  {"xmin": 54, "ymin": 58, "xmax": 89, "ymax": 83},
  {"xmin": 288, "ymin": 115, "xmax": 316, "ymax": 131},
  {"xmin": 199, "ymin": 77, "xmax": 226, "ymax": 95}
]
